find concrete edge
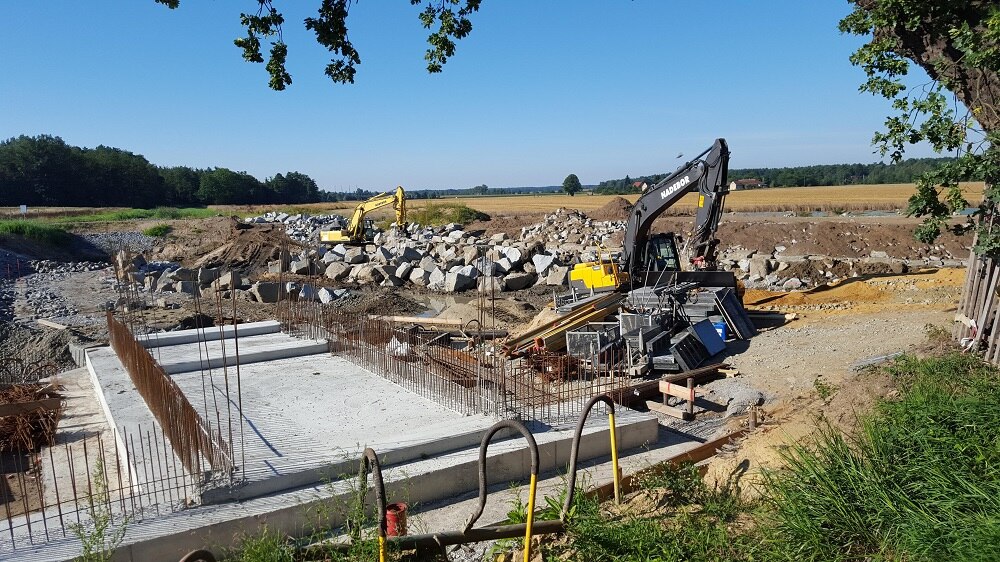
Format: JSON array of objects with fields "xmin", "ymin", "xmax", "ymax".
[{"xmin": 140, "ymin": 321, "xmax": 281, "ymax": 349}]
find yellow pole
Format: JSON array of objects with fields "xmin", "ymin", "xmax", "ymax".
[
  {"xmin": 523, "ymin": 473, "xmax": 538, "ymax": 562},
  {"xmin": 378, "ymin": 535, "xmax": 386, "ymax": 562},
  {"xmin": 609, "ymin": 412, "xmax": 621, "ymax": 504}
]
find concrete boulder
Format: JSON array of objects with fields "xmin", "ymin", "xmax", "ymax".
[
  {"xmin": 428, "ymin": 267, "xmax": 447, "ymax": 291},
  {"xmin": 250, "ymin": 282, "xmax": 282, "ymax": 303},
  {"xmin": 503, "ymin": 272, "xmax": 536, "ymax": 291},
  {"xmin": 545, "ymin": 265, "xmax": 569, "ymax": 286},
  {"xmin": 344, "ymin": 247, "xmax": 367, "ymax": 264},
  {"xmin": 289, "ymin": 258, "xmax": 312, "ymax": 275},
  {"xmin": 445, "ymin": 271, "xmax": 476, "ymax": 292},
  {"xmin": 409, "ymin": 267, "xmax": 432, "ymax": 287},
  {"xmin": 324, "ymin": 262, "xmax": 351, "ymax": 281},
  {"xmin": 395, "ymin": 262, "xmax": 413, "ymax": 280}
]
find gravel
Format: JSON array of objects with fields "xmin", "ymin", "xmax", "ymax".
[{"xmin": 81, "ymin": 231, "xmax": 158, "ymax": 254}]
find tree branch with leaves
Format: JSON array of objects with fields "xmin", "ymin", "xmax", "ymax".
[
  {"xmin": 840, "ymin": 0, "xmax": 1000, "ymax": 254},
  {"xmin": 155, "ymin": 0, "xmax": 481, "ymax": 89}
]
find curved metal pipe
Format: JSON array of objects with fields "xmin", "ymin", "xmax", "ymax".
[
  {"xmin": 561, "ymin": 394, "xmax": 621, "ymax": 522},
  {"xmin": 360, "ymin": 447, "xmax": 388, "ymax": 562},
  {"xmin": 463, "ymin": 419, "xmax": 539, "ymax": 562}
]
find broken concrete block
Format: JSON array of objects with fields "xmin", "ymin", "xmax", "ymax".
[
  {"xmin": 250, "ymin": 282, "xmax": 282, "ymax": 303},
  {"xmin": 478, "ymin": 276, "xmax": 503, "ymax": 293},
  {"xmin": 344, "ymin": 247, "xmax": 367, "ymax": 264},
  {"xmin": 289, "ymin": 258, "xmax": 312, "ymax": 275},
  {"xmin": 371, "ymin": 246, "xmax": 393, "ymax": 265},
  {"xmin": 175, "ymin": 281, "xmax": 199, "ymax": 294},
  {"xmin": 445, "ymin": 271, "xmax": 476, "ymax": 292},
  {"xmin": 169, "ymin": 267, "xmax": 198, "ymax": 282},
  {"xmin": 398, "ymin": 246, "xmax": 423, "ymax": 263},
  {"xmin": 419, "ymin": 255, "xmax": 437, "ymax": 272},
  {"xmin": 782, "ymin": 277, "xmax": 803, "ymax": 291},
  {"xmin": 545, "ymin": 265, "xmax": 569, "ymax": 286},
  {"xmin": 395, "ymin": 262, "xmax": 413, "ymax": 280},
  {"xmin": 490, "ymin": 233, "xmax": 508, "ymax": 243},
  {"xmin": 503, "ymin": 272, "xmax": 536, "ymax": 291},
  {"xmin": 749, "ymin": 256, "xmax": 771, "ymax": 278},
  {"xmin": 268, "ymin": 260, "xmax": 284, "ymax": 274},
  {"xmin": 198, "ymin": 267, "xmax": 222, "ymax": 284},
  {"xmin": 503, "ymin": 247, "xmax": 523, "ymax": 264},
  {"xmin": 446, "ymin": 230, "xmax": 465, "ymax": 242},
  {"xmin": 428, "ymin": 267, "xmax": 446, "ymax": 291},
  {"xmin": 409, "ymin": 267, "xmax": 431, "ymax": 287},
  {"xmin": 317, "ymin": 287, "xmax": 337, "ymax": 304},
  {"xmin": 473, "ymin": 257, "xmax": 497, "ymax": 277},
  {"xmin": 458, "ymin": 264, "xmax": 479, "ymax": 279},
  {"xmin": 462, "ymin": 246, "xmax": 479, "ymax": 266},
  {"xmin": 322, "ymin": 251, "xmax": 343, "ymax": 263},
  {"xmin": 532, "ymin": 253, "xmax": 555, "ymax": 276},
  {"xmin": 324, "ymin": 262, "xmax": 351, "ymax": 281}
]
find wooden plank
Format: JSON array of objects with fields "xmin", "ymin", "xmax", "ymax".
[
  {"xmin": 369, "ymin": 315, "xmax": 463, "ymax": 326},
  {"xmin": 659, "ymin": 380, "xmax": 696, "ymax": 401},
  {"xmin": 955, "ymin": 243, "xmax": 979, "ymax": 340},
  {"xmin": 972, "ymin": 259, "xmax": 999, "ymax": 349},
  {"xmin": 646, "ymin": 400, "xmax": 692, "ymax": 420},
  {"xmin": 586, "ymin": 429, "xmax": 749, "ymax": 502},
  {"xmin": 36, "ymin": 319, "xmax": 68, "ymax": 330},
  {"xmin": 0, "ymin": 397, "xmax": 61, "ymax": 417}
]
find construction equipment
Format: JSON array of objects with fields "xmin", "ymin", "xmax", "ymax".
[
  {"xmin": 320, "ymin": 186, "xmax": 407, "ymax": 245},
  {"xmin": 570, "ymin": 139, "xmax": 731, "ymax": 291}
]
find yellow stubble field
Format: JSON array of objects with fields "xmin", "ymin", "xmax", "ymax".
[{"xmin": 419, "ymin": 182, "xmax": 985, "ymax": 216}]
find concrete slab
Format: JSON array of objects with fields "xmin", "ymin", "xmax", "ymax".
[
  {"xmin": 148, "ymin": 331, "xmax": 328, "ymax": 374},
  {"xmin": 138, "ymin": 320, "xmax": 281, "ymax": 348},
  {"xmin": 5, "ymin": 406, "xmax": 658, "ymax": 561}
]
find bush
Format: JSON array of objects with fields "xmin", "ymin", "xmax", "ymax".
[
  {"xmin": 0, "ymin": 220, "xmax": 69, "ymax": 245},
  {"xmin": 411, "ymin": 202, "xmax": 489, "ymax": 226},
  {"xmin": 142, "ymin": 224, "xmax": 172, "ymax": 237}
]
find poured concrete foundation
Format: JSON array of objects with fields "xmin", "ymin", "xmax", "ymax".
[{"xmin": 13, "ymin": 323, "xmax": 659, "ymax": 561}]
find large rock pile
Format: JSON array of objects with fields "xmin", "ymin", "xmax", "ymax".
[
  {"xmin": 261, "ymin": 208, "xmax": 626, "ymax": 294},
  {"xmin": 718, "ymin": 245, "xmax": 967, "ymax": 291},
  {"xmin": 244, "ymin": 212, "xmax": 346, "ymax": 243}
]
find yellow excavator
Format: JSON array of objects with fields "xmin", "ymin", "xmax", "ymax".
[{"xmin": 320, "ymin": 186, "xmax": 407, "ymax": 245}]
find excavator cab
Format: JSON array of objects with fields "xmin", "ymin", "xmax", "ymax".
[{"xmin": 643, "ymin": 233, "xmax": 681, "ymax": 272}]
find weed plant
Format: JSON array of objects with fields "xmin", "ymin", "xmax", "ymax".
[{"xmin": 763, "ymin": 352, "xmax": 1000, "ymax": 561}]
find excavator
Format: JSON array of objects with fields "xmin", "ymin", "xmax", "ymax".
[
  {"xmin": 570, "ymin": 138, "xmax": 731, "ymax": 292},
  {"xmin": 320, "ymin": 186, "xmax": 407, "ymax": 245}
]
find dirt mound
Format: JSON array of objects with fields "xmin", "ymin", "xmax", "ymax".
[
  {"xmin": 151, "ymin": 217, "xmax": 298, "ymax": 275},
  {"xmin": 589, "ymin": 196, "xmax": 633, "ymax": 221}
]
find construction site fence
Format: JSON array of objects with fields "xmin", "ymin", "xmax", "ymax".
[
  {"xmin": 280, "ymin": 304, "xmax": 632, "ymax": 424},
  {"xmin": 105, "ymin": 312, "xmax": 232, "ymax": 476},
  {"xmin": 0, "ymin": 425, "xmax": 196, "ymax": 552}
]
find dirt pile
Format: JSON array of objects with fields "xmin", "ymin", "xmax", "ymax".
[{"xmin": 588, "ymin": 196, "xmax": 633, "ymax": 221}]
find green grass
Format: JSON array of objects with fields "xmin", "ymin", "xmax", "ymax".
[
  {"xmin": 762, "ymin": 352, "xmax": 1000, "ymax": 561},
  {"xmin": 51, "ymin": 207, "xmax": 218, "ymax": 224},
  {"xmin": 411, "ymin": 202, "xmax": 490, "ymax": 226},
  {"xmin": 539, "ymin": 463, "xmax": 756, "ymax": 562},
  {"xmin": 142, "ymin": 224, "xmax": 172, "ymax": 237},
  {"xmin": 0, "ymin": 219, "xmax": 69, "ymax": 245}
]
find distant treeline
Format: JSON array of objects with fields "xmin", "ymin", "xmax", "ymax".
[
  {"xmin": 0, "ymin": 135, "xmax": 322, "ymax": 207},
  {"xmin": 594, "ymin": 157, "xmax": 969, "ymax": 194}
]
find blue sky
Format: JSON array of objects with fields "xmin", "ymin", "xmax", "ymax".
[{"xmin": 2, "ymin": 1, "xmax": 939, "ymax": 192}]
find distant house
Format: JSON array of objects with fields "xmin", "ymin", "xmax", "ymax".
[
  {"xmin": 633, "ymin": 180, "xmax": 649, "ymax": 191},
  {"xmin": 730, "ymin": 178, "xmax": 764, "ymax": 191}
]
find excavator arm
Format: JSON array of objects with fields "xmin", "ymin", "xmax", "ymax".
[
  {"xmin": 621, "ymin": 138, "xmax": 729, "ymax": 277},
  {"xmin": 321, "ymin": 186, "xmax": 407, "ymax": 244}
]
